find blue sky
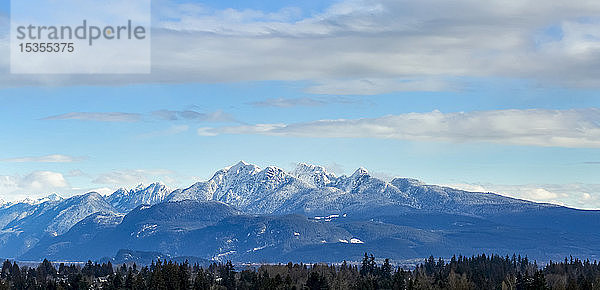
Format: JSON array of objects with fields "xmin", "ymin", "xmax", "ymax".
[{"xmin": 1, "ymin": 0, "xmax": 600, "ymax": 209}]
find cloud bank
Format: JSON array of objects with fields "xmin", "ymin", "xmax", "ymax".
[
  {"xmin": 151, "ymin": 110, "xmax": 235, "ymax": 122},
  {"xmin": 2, "ymin": 0, "xmax": 600, "ymax": 92},
  {"xmin": 198, "ymin": 108, "xmax": 600, "ymax": 148},
  {"xmin": 0, "ymin": 171, "xmax": 69, "ymax": 201},
  {"xmin": 43, "ymin": 112, "xmax": 141, "ymax": 122},
  {"xmin": 42, "ymin": 110, "xmax": 235, "ymax": 123}
]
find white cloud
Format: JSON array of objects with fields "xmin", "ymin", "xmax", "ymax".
[
  {"xmin": 250, "ymin": 97, "xmax": 328, "ymax": 108},
  {"xmin": 306, "ymin": 78, "xmax": 454, "ymax": 95},
  {"xmin": 43, "ymin": 112, "xmax": 141, "ymax": 122},
  {"xmin": 0, "ymin": 171, "xmax": 70, "ymax": 201},
  {"xmin": 42, "ymin": 110, "xmax": 235, "ymax": 123},
  {"xmin": 197, "ymin": 108, "xmax": 600, "ymax": 148},
  {"xmin": 249, "ymin": 96, "xmax": 361, "ymax": 108},
  {"xmin": 151, "ymin": 110, "xmax": 235, "ymax": 122},
  {"xmin": 445, "ymin": 182, "xmax": 600, "ymax": 210},
  {"xmin": 1, "ymin": 154, "xmax": 86, "ymax": 163},
  {"xmin": 2, "ymin": 0, "xmax": 600, "ymax": 91},
  {"xmin": 20, "ymin": 171, "xmax": 68, "ymax": 191},
  {"xmin": 92, "ymin": 169, "xmax": 175, "ymax": 187}
]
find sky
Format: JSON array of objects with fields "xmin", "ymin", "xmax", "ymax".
[{"xmin": 0, "ymin": 0, "xmax": 599, "ymax": 209}]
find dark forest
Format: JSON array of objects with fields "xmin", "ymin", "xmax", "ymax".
[{"xmin": 0, "ymin": 254, "xmax": 599, "ymax": 289}]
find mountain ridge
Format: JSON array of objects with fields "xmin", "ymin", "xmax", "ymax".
[
  {"xmin": 0, "ymin": 161, "xmax": 588, "ymax": 263},
  {"xmin": 3, "ymin": 161, "xmax": 556, "ymax": 215}
]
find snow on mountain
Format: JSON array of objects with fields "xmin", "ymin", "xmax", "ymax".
[
  {"xmin": 0, "ymin": 194, "xmax": 66, "ymax": 230},
  {"xmin": 0, "ymin": 192, "xmax": 119, "ymax": 257},
  {"xmin": 1, "ymin": 192, "xmax": 118, "ymax": 236},
  {"xmin": 0, "ymin": 161, "xmax": 548, "ymax": 239},
  {"xmin": 165, "ymin": 161, "xmax": 418, "ymax": 215},
  {"xmin": 211, "ymin": 163, "xmax": 307, "ymax": 212},
  {"xmin": 167, "ymin": 182, "xmax": 213, "ymax": 202},
  {"xmin": 5, "ymin": 161, "xmax": 599, "ymax": 263},
  {"xmin": 107, "ymin": 182, "xmax": 172, "ymax": 213},
  {"xmin": 164, "ymin": 161, "xmax": 554, "ymax": 217},
  {"xmin": 23, "ymin": 200, "xmax": 241, "ymax": 260},
  {"xmin": 21, "ymin": 211, "xmax": 125, "ymax": 260},
  {"xmin": 26, "ymin": 201, "xmax": 354, "ymax": 262},
  {"xmin": 166, "ymin": 161, "xmax": 261, "ymax": 202},
  {"xmin": 291, "ymin": 163, "xmax": 336, "ymax": 188},
  {"xmin": 38, "ymin": 193, "xmax": 63, "ymax": 203},
  {"xmin": 389, "ymin": 178, "xmax": 554, "ymax": 214},
  {"xmin": 44, "ymin": 192, "xmax": 119, "ymax": 235},
  {"xmin": 2, "ymin": 161, "xmax": 564, "ymax": 261},
  {"xmin": 168, "ymin": 161, "xmax": 312, "ymax": 214},
  {"xmin": 0, "ymin": 193, "xmax": 64, "ymax": 208}
]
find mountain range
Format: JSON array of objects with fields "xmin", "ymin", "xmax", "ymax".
[{"xmin": 1, "ymin": 161, "xmax": 598, "ymax": 264}]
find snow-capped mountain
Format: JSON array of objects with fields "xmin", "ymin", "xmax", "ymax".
[
  {"xmin": 23, "ymin": 198, "xmax": 600, "ymax": 263},
  {"xmin": 165, "ymin": 161, "xmax": 546, "ymax": 217},
  {"xmin": 167, "ymin": 161, "xmax": 313, "ymax": 213},
  {"xmin": 389, "ymin": 178, "xmax": 554, "ymax": 214},
  {"xmin": 107, "ymin": 182, "xmax": 171, "ymax": 213},
  {"xmin": 166, "ymin": 161, "xmax": 418, "ymax": 215},
  {"xmin": 0, "ymin": 194, "xmax": 67, "ymax": 229},
  {"xmin": 0, "ymin": 193, "xmax": 66, "ymax": 230},
  {"xmin": 2, "ymin": 161, "xmax": 597, "ymax": 263},
  {"xmin": 0, "ymin": 192, "xmax": 118, "ymax": 257}
]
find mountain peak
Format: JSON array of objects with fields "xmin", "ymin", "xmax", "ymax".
[
  {"xmin": 112, "ymin": 188, "xmax": 128, "ymax": 195},
  {"xmin": 82, "ymin": 191, "xmax": 103, "ymax": 199},
  {"xmin": 107, "ymin": 182, "xmax": 172, "ymax": 213},
  {"xmin": 293, "ymin": 163, "xmax": 330, "ymax": 174},
  {"xmin": 45, "ymin": 193, "xmax": 63, "ymax": 202},
  {"xmin": 292, "ymin": 163, "xmax": 336, "ymax": 188},
  {"xmin": 223, "ymin": 161, "xmax": 260, "ymax": 176},
  {"xmin": 228, "ymin": 160, "xmax": 250, "ymax": 169},
  {"xmin": 146, "ymin": 182, "xmax": 167, "ymax": 190},
  {"xmin": 351, "ymin": 167, "xmax": 369, "ymax": 178},
  {"xmin": 14, "ymin": 194, "xmax": 64, "ymax": 206}
]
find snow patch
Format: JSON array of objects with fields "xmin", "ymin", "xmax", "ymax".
[
  {"xmin": 258, "ymin": 226, "xmax": 266, "ymax": 235},
  {"xmin": 134, "ymin": 224, "xmax": 158, "ymax": 238},
  {"xmin": 350, "ymin": 238, "xmax": 364, "ymax": 244},
  {"xmin": 314, "ymin": 214, "xmax": 344, "ymax": 221},
  {"xmin": 212, "ymin": 251, "xmax": 237, "ymax": 261}
]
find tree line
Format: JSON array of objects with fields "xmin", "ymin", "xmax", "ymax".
[{"xmin": 0, "ymin": 253, "xmax": 598, "ymax": 289}]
